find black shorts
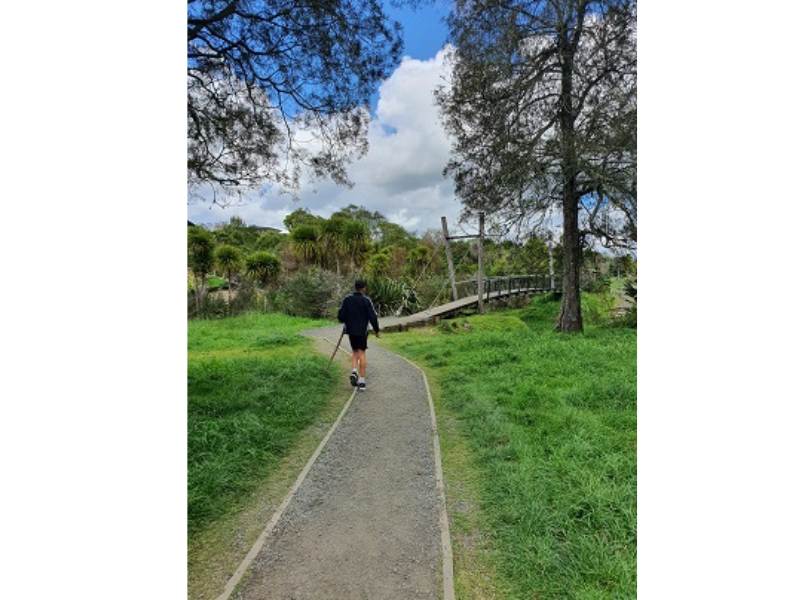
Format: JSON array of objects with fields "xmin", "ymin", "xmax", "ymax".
[{"xmin": 348, "ymin": 334, "xmax": 368, "ymax": 351}]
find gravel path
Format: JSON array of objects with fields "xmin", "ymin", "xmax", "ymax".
[{"xmin": 230, "ymin": 326, "xmax": 447, "ymax": 600}]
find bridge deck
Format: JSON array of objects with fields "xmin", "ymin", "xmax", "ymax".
[{"xmin": 379, "ymin": 286, "xmax": 549, "ymax": 332}]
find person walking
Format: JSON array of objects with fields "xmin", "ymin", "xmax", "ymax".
[{"xmin": 337, "ymin": 279, "xmax": 380, "ymax": 392}]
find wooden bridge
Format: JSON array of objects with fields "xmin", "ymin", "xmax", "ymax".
[{"xmin": 380, "ymin": 273, "xmax": 558, "ymax": 332}]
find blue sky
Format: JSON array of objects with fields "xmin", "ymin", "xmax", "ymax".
[
  {"xmin": 367, "ymin": 1, "xmax": 450, "ymax": 112},
  {"xmin": 371, "ymin": 1, "xmax": 450, "ymax": 111},
  {"xmin": 385, "ymin": 1, "xmax": 450, "ymax": 60},
  {"xmin": 189, "ymin": 0, "xmax": 461, "ymax": 234}
]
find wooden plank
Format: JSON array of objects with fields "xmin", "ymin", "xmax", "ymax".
[{"xmin": 380, "ymin": 283, "xmax": 548, "ymax": 332}]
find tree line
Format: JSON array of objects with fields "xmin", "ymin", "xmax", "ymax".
[{"xmin": 188, "ymin": 207, "xmax": 635, "ymax": 320}]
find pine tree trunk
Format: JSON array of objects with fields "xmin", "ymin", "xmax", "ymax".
[
  {"xmin": 555, "ymin": 42, "xmax": 583, "ymax": 332},
  {"xmin": 557, "ymin": 192, "xmax": 583, "ymax": 331}
]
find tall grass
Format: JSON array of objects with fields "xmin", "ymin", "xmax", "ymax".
[
  {"xmin": 188, "ymin": 313, "xmax": 335, "ymax": 537},
  {"xmin": 383, "ymin": 294, "xmax": 636, "ymax": 598}
]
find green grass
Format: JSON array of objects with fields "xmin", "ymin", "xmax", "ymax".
[
  {"xmin": 382, "ymin": 294, "xmax": 636, "ymax": 599},
  {"xmin": 188, "ymin": 312, "xmax": 335, "ymax": 537}
]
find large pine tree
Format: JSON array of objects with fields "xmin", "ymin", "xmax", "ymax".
[{"xmin": 437, "ymin": 0, "xmax": 637, "ymax": 331}]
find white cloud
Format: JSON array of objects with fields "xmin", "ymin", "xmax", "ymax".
[{"xmin": 188, "ymin": 47, "xmax": 461, "ymax": 235}]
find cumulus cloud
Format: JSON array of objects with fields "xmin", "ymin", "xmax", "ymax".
[{"xmin": 188, "ymin": 47, "xmax": 461, "ymax": 234}]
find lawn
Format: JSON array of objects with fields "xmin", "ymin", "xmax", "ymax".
[
  {"xmin": 381, "ymin": 294, "xmax": 636, "ymax": 599},
  {"xmin": 188, "ymin": 313, "xmax": 336, "ymax": 538}
]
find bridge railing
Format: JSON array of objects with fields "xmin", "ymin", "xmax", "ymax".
[{"xmin": 453, "ymin": 274, "xmax": 561, "ymax": 300}]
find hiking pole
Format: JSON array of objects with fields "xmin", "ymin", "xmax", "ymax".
[{"xmin": 328, "ymin": 327, "xmax": 346, "ymax": 366}]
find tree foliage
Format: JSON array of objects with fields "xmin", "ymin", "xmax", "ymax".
[
  {"xmin": 214, "ymin": 243, "xmax": 244, "ymax": 303},
  {"xmin": 245, "ymin": 251, "xmax": 281, "ymax": 287},
  {"xmin": 187, "ymin": 0, "xmax": 403, "ymax": 202},
  {"xmin": 283, "ymin": 208, "xmax": 323, "ymax": 232},
  {"xmin": 188, "ymin": 227, "xmax": 216, "ymax": 312},
  {"xmin": 341, "ymin": 219, "xmax": 371, "ymax": 270},
  {"xmin": 289, "ymin": 224, "xmax": 321, "ymax": 264}
]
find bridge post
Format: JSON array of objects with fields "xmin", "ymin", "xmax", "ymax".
[
  {"xmin": 440, "ymin": 216, "xmax": 459, "ymax": 301},
  {"xmin": 477, "ymin": 211, "xmax": 485, "ymax": 314}
]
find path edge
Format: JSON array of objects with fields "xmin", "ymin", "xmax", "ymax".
[
  {"xmin": 393, "ymin": 351, "xmax": 456, "ymax": 600},
  {"xmin": 215, "ymin": 386, "xmax": 358, "ymax": 600}
]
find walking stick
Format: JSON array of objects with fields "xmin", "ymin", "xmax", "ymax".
[{"xmin": 328, "ymin": 327, "xmax": 346, "ymax": 366}]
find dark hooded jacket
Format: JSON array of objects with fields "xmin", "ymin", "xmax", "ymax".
[{"xmin": 337, "ymin": 291, "xmax": 380, "ymax": 336}]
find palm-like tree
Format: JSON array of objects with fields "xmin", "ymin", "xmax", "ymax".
[
  {"xmin": 290, "ymin": 224, "xmax": 320, "ymax": 265},
  {"xmin": 245, "ymin": 251, "xmax": 280, "ymax": 288},
  {"xmin": 406, "ymin": 244, "xmax": 432, "ymax": 278},
  {"xmin": 319, "ymin": 218, "xmax": 347, "ymax": 274},
  {"xmin": 188, "ymin": 227, "xmax": 215, "ymax": 312},
  {"xmin": 214, "ymin": 244, "xmax": 243, "ymax": 304},
  {"xmin": 342, "ymin": 220, "xmax": 370, "ymax": 273}
]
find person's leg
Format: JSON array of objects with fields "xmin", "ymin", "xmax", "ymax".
[
  {"xmin": 349, "ymin": 346, "xmax": 360, "ymax": 386},
  {"xmin": 358, "ymin": 350, "xmax": 367, "ymax": 378}
]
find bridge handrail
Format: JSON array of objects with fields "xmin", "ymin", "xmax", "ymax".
[{"xmin": 454, "ymin": 273, "xmax": 550, "ymax": 285}]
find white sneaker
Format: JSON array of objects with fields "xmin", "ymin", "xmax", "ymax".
[{"xmin": 357, "ymin": 380, "xmax": 366, "ymax": 392}]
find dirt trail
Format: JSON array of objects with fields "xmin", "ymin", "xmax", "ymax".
[{"xmin": 229, "ymin": 326, "xmax": 450, "ymax": 600}]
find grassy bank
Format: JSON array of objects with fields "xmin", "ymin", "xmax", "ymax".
[
  {"xmin": 188, "ymin": 313, "xmax": 337, "ymax": 537},
  {"xmin": 381, "ymin": 294, "xmax": 636, "ymax": 598}
]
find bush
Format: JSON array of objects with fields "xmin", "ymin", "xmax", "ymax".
[
  {"xmin": 367, "ymin": 276, "xmax": 418, "ymax": 316},
  {"xmin": 413, "ymin": 276, "xmax": 450, "ymax": 309},
  {"xmin": 611, "ymin": 278, "xmax": 637, "ymax": 328},
  {"xmin": 582, "ymin": 275, "xmax": 611, "ymax": 294},
  {"xmin": 229, "ymin": 277, "xmax": 259, "ymax": 314},
  {"xmin": 437, "ymin": 319, "xmax": 460, "ymax": 334},
  {"xmin": 581, "ymin": 291, "xmax": 616, "ymax": 326},
  {"xmin": 189, "ymin": 279, "xmax": 264, "ymax": 319},
  {"xmin": 274, "ymin": 267, "xmax": 348, "ymax": 319},
  {"xmin": 613, "ymin": 303, "xmax": 637, "ymax": 329},
  {"xmin": 624, "ymin": 279, "xmax": 637, "ymax": 302},
  {"xmin": 188, "ymin": 291, "xmax": 228, "ymax": 319}
]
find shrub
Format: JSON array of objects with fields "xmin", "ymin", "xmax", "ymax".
[
  {"xmin": 255, "ymin": 230, "xmax": 285, "ymax": 251},
  {"xmin": 367, "ymin": 276, "xmax": 418, "ymax": 316},
  {"xmin": 624, "ymin": 279, "xmax": 637, "ymax": 302},
  {"xmin": 188, "ymin": 291, "xmax": 228, "ymax": 319},
  {"xmin": 365, "ymin": 249, "xmax": 391, "ymax": 278},
  {"xmin": 613, "ymin": 303, "xmax": 637, "ymax": 329},
  {"xmin": 581, "ymin": 291, "xmax": 616, "ymax": 326},
  {"xmin": 610, "ymin": 278, "xmax": 637, "ymax": 328},
  {"xmin": 274, "ymin": 268, "xmax": 348, "ymax": 318},
  {"xmin": 437, "ymin": 319, "xmax": 461, "ymax": 334},
  {"xmin": 413, "ymin": 276, "xmax": 451, "ymax": 309},
  {"xmin": 582, "ymin": 274, "xmax": 611, "ymax": 294},
  {"xmin": 229, "ymin": 278, "xmax": 259, "ymax": 314}
]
